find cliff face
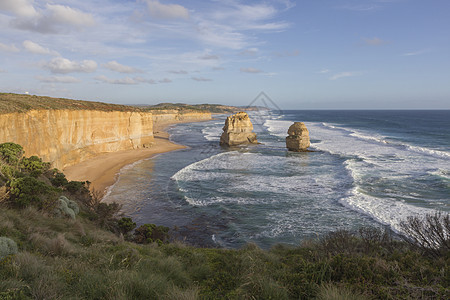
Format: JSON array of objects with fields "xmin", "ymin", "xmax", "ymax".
[
  {"xmin": 0, "ymin": 110, "xmax": 154, "ymax": 169},
  {"xmin": 220, "ymin": 112, "xmax": 258, "ymax": 146},
  {"xmin": 151, "ymin": 110, "xmax": 212, "ymax": 124}
]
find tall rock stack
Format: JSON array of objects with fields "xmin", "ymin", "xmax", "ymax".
[
  {"xmin": 220, "ymin": 112, "xmax": 258, "ymax": 146},
  {"xmin": 286, "ymin": 122, "xmax": 310, "ymax": 151}
]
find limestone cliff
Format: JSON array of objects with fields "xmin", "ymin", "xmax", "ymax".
[
  {"xmin": 151, "ymin": 110, "xmax": 212, "ymax": 125},
  {"xmin": 0, "ymin": 110, "xmax": 154, "ymax": 169},
  {"xmin": 286, "ymin": 122, "xmax": 310, "ymax": 151},
  {"xmin": 220, "ymin": 112, "xmax": 258, "ymax": 146}
]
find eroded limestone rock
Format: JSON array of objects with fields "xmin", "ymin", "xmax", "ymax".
[
  {"xmin": 220, "ymin": 112, "xmax": 258, "ymax": 146},
  {"xmin": 286, "ymin": 122, "xmax": 310, "ymax": 151}
]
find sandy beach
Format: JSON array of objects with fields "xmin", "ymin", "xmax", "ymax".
[{"xmin": 63, "ymin": 121, "xmax": 191, "ymax": 198}]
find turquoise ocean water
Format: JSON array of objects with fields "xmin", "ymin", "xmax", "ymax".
[{"xmin": 104, "ymin": 110, "xmax": 450, "ymax": 249}]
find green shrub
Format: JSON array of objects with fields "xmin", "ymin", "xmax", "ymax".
[
  {"xmin": 0, "ymin": 143, "xmax": 23, "ymax": 164},
  {"xmin": 9, "ymin": 176, "xmax": 52, "ymax": 207},
  {"xmin": 20, "ymin": 156, "xmax": 49, "ymax": 177},
  {"xmin": 49, "ymin": 169, "xmax": 68, "ymax": 187},
  {"xmin": 118, "ymin": 217, "xmax": 136, "ymax": 234},
  {"xmin": 65, "ymin": 180, "xmax": 87, "ymax": 194},
  {"xmin": 0, "ymin": 237, "xmax": 18, "ymax": 260},
  {"xmin": 134, "ymin": 224, "xmax": 169, "ymax": 244}
]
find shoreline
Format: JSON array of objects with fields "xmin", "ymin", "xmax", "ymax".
[{"xmin": 63, "ymin": 120, "xmax": 204, "ymax": 199}]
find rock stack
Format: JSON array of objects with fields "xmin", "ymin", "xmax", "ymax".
[
  {"xmin": 220, "ymin": 112, "xmax": 258, "ymax": 146},
  {"xmin": 286, "ymin": 122, "xmax": 310, "ymax": 151}
]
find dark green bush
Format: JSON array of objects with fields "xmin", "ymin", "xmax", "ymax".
[
  {"xmin": 0, "ymin": 143, "xmax": 23, "ymax": 164},
  {"xmin": 9, "ymin": 176, "xmax": 54, "ymax": 208},
  {"xmin": 134, "ymin": 224, "xmax": 169, "ymax": 244},
  {"xmin": 118, "ymin": 217, "xmax": 136, "ymax": 234},
  {"xmin": 65, "ymin": 181, "xmax": 87, "ymax": 194},
  {"xmin": 20, "ymin": 156, "xmax": 49, "ymax": 177},
  {"xmin": 48, "ymin": 169, "xmax": 68, "ymax": 187}
]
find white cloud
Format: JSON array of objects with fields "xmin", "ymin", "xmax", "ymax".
[
  {"xmin": 273, "ymin": 50, "xmax": 300, "ymax": 57},
  {"xmin": 159, "ymin": 78, "xmax": 172, "ymax": 83},
  {"xmin": 317, "ymin": 69, "xmax": 330, "ymax": 74},
  {"xmin": 104, "ymin": 61, "xmax": 143, "ymax": 73},
  {"xmin": 240, "ymin": 67, "xmax": 263, "ymax": 73},
  {"xmin": 239, "ymin": 48, "xmax": 259, "ymax": 56},
  {"xmin": 329, "ymin": 72, "xmax": 361, "ymax": 80},
  {"xmin": 0, "ymin": 0, "xmax": 38, "ymax": 18},
  {"xmin": 169, "ymin": 70, "xmax": 188, "ymax": 74},
  {"xmin": 145, "ymin": 0, "xmax": 189, "ymax": 20},
  {"xmin": 192, "ymin": 76, "xmax": 212, "ymax": 82},
  {"xmin": 36, "ymin": 75, "xmax": 81, "ymax": 83},
  {"xmin": 0, "ymin": 68, "xmax": 7, "ymax": 73},
  {"xmin": 198, "ymin": 54, "xmax": 220, "ymax": 60},
  {"xmin": 23, "ymin": 40, "xmax": 59, "ymax": 56},
  {"xmin": 0, "ymin": 42, "xmax": 19, "ymax": 52},
  {"xmin": 9, "ymin": 3, "xmax": 95, "ymax": 33},
  {"xmin": 45, "ymin": 4, "xmax": 95, "ymax": 27},
  {"xmin": 402, "ymin": 49, "xmax": 430, "ymax": 56},
  {"xmin": 95, "ymin": 75, "xmax": 156, "ymax": 85},
  {"xmin": 45, "ymin": 57, "xmax": 97, "ymax": 74},
  {"xmin": 363, "ymin": 37, "xmax": 388, "ymax": 46}
]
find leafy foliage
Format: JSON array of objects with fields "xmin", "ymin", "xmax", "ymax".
[
  {"xmin": 118, "ymin": 217, "xmax": 136, "ymax": 234},
  {"xmin": 48, "ymin": 169, "xmax": 69, "ymax": 187},
  {"xmin": 9, "ymin": 176, "xmax": 54, "ymax": 208},
  {"xmin": 0, "ymin": 143, "xmax": 23, "ymax": 164},
  {"xmin": 134, "ymin": 224, "xmax": 169, "ymax": 244},
  {"xmin": 20, "ymin": 155, "xmax": 50, "ymax": 177}
]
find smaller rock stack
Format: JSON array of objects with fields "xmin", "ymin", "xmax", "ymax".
[
  {"xmin": 286, "ymin": 122, "xmax": 310, "ymax": 151},
  {"xmin": 220, "ymin": 112, "xmax": 258, "ymax": 146}
]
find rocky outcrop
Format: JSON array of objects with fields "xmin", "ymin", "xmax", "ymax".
[
  {"xmin": 220, "ymin": 112, "xmax": 258, "ymax": 146},
  {"xmin": 286, "ymin": 122, "xmax": 310, "ymax": 151},
  {"xmin": 0, "ymin": 110, "xmax": 154, "ymax": 169}
]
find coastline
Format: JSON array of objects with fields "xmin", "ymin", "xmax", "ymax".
[{"xmin": 63, "ymin": 120, "xmax": 199, "ymax": 199}]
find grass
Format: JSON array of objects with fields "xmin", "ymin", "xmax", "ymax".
[{"xmin": 1, "ymin": 204, "xmax": 449, "ymax": 299}]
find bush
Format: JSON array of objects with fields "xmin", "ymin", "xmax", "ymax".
[
  {"xmin": 134, "ymin": 224, "xmax": 169, "ymax": 244},
  {"xmin": 118, "ymin": 217, "xmax": 136, "ymax": 234},
  {"xmin": 0, "ymin": 143, "xmax": 23, "ymax": 164},
  {"xmin": 0, "ymin": 237, "xmax": 18, "ymax": 260},
  {"xmin": 400, "ymin": 212, "xmax": 450, "ymax": 257},
  {"xmin": 20, "ymin": 156, "xmax": 49, "ymax": 177},
  {"xmin": 65, "ymin": 180, "xmax": 87, "ymax": 194},
  {"xmin": 49, "ymin": 169, "xmax": 69, "ymax": 187},
  {"xmin": 9, "ymin": 176, "xmax": 52, "ymax": 207},
  {"xmin": 54, "ymin": 196, "xmax": 79, "ymax": 219}
]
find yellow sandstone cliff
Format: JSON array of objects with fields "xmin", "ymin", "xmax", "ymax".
[
  {"xmin": 0, "ymin": 110, "xmax": 154, "ymax": 169},
  {"xmin": 151, "ymin": 110, "xmax": 212, "ymax": 125}
]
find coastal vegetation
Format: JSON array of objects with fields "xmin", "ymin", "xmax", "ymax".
[
  {"xmin": 0, "ymin": 143, "xmax": 449, "ymax": 299},
  {"xmin": 0, "ymin": 93, "xmax": 244, "ymax": 114}
]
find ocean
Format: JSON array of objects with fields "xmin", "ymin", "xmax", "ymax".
[{"xmin": 104, "ymin": 110, "xmax": 450, "ymax": 249}]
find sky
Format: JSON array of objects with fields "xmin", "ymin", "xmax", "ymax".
[{"xmin": 0, "ymin": 0, "xmax": 449, "ymax": 109}]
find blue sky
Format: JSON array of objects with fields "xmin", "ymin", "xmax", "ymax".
[{"xmin": 0, "ymin": 0, "xmax": 449, "ymax": 109}]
